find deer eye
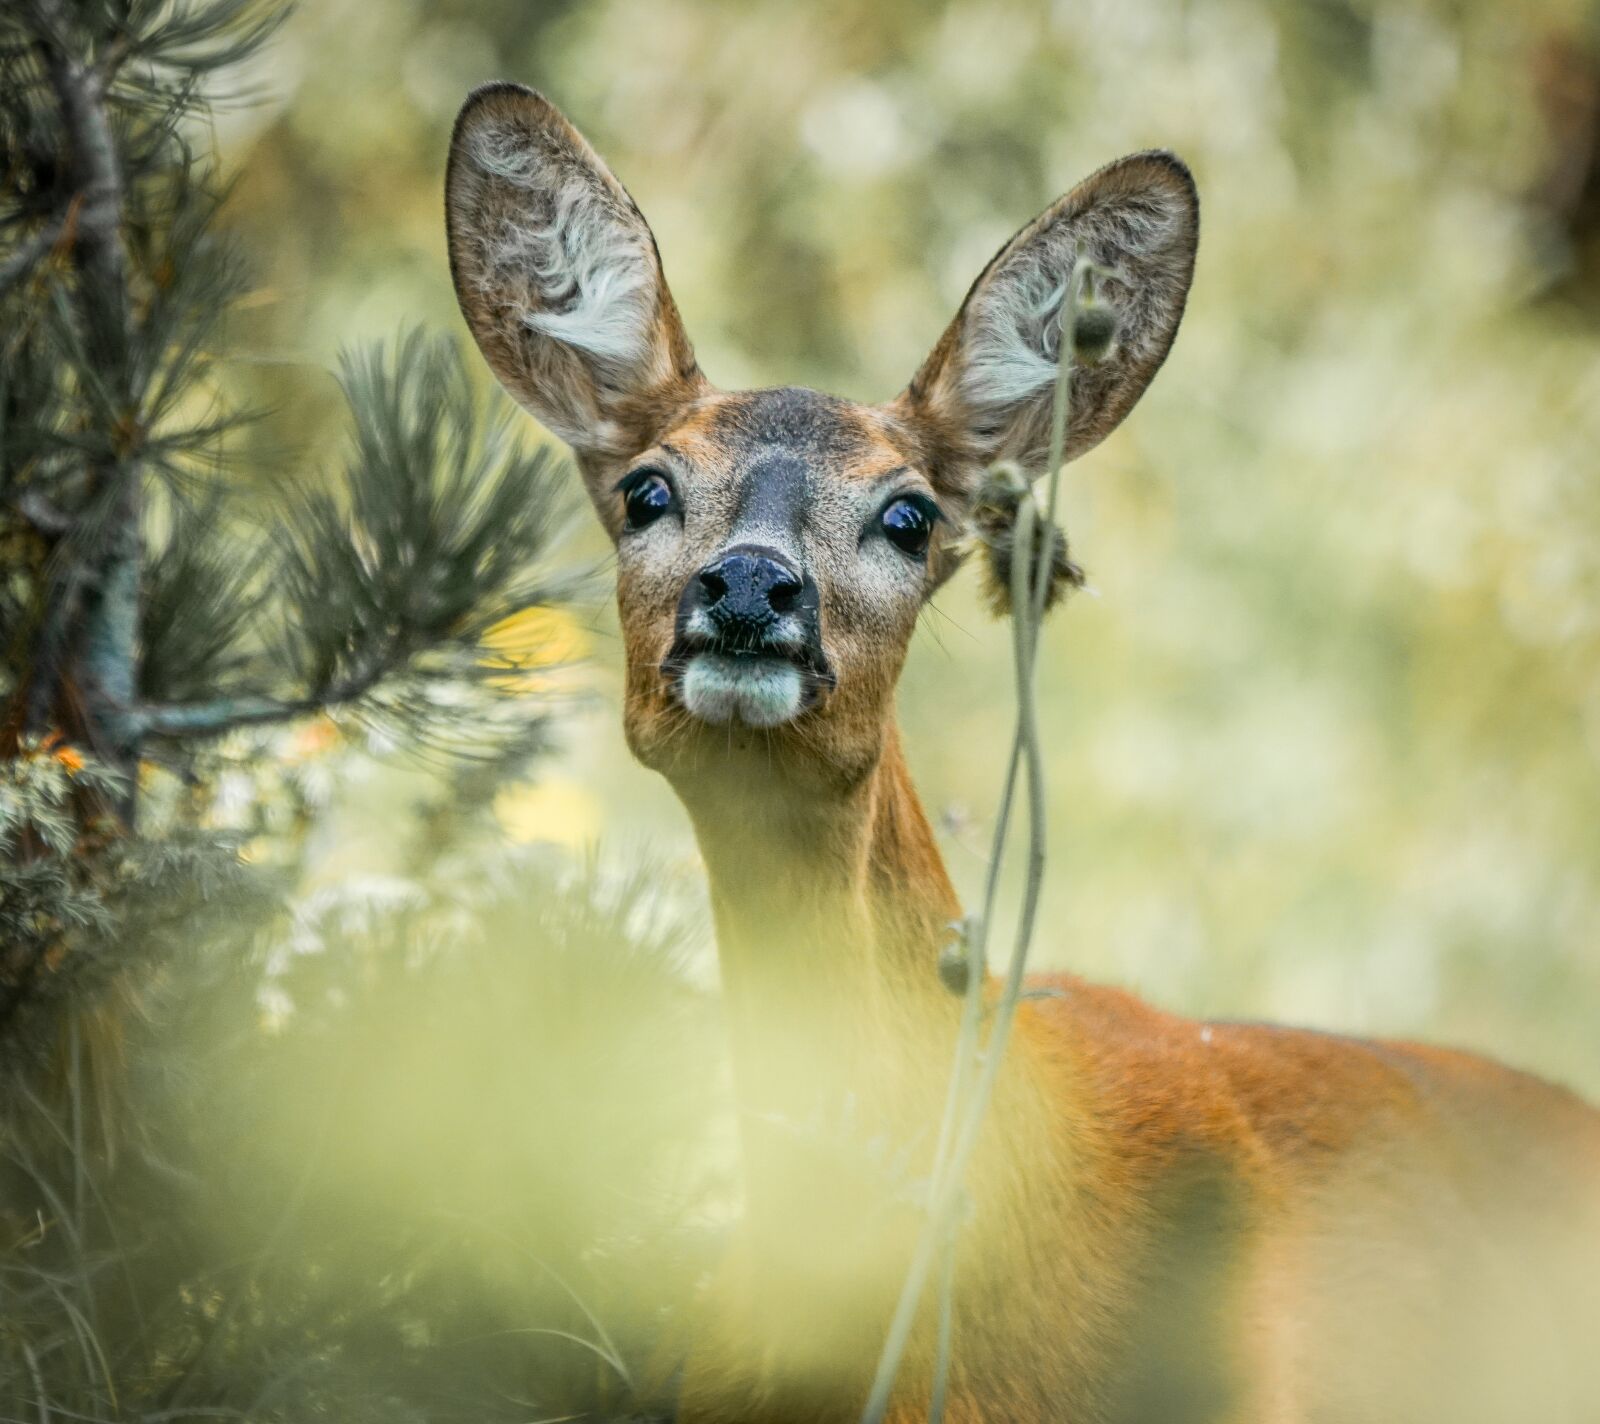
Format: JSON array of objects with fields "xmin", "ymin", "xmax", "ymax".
[
  {"xmin": 620, "ymin": 469, "xmax": 676, "ymax": 531},
  {"xmin": 881, "ymin": 495, "xmax": 938, "ymax": 558}
]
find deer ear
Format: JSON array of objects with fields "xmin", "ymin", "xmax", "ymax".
[
  {"xmin": 893, "ymin": 151, "xmax": 1198, "ymax": 501},
  {"xmin": 445, "ymin": 84, "xmax": 702, "ymax": 465}
]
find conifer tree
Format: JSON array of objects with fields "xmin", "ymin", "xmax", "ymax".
[
  {"xmin": 0, "ymin": 9, "xmax": 715, "ymax": 1421},
  {"xmin": 1, "ymin": 0, "xmax": 575, "ymax": 1035}
]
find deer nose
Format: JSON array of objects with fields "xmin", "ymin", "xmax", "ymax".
[{"xmin": 697, "ymin": 547, "xmax": 803, "ymax": 632}]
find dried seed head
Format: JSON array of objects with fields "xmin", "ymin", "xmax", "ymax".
[
  {"xmin": 937, "ymin": 918, "xmax": 974, "ymax": 995},
  {"xmin": 1071, "ymin": 304, "xmax": 1118, "ymax": 365},
  {"xmin": 938, "ymin": 942, "xmax": 971, "ymax": 996},
  {"xmin": 967, "ymin": 464, "xmax": 1086, "ymax": 619}
]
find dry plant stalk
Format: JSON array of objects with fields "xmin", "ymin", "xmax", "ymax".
[{"xmin": 861, "ymin": 250, "xmax": 1115, "ymax": 1424}]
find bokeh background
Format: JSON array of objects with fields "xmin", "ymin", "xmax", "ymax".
[{"xmin": 221, "ymin": 0, "xmax": 1600, "ymax": 1091}]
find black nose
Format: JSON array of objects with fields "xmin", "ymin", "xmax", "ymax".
[{"xmin": 697, "ymin": 546, "xmax": 803, "ymax": 636}]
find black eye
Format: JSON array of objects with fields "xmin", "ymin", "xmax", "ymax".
[
  {"xmin": 620, "ymin": 469, "xmax": 676, "ymax": 531},
  {"xmin": 881, "ymin": 495, "xmax": 937, "ymax": 558}
]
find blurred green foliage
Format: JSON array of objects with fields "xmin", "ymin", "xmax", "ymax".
[
  {"xmin": 220, "ymin": 0, "xmax": 1600, "ymax": 1091},
  {"xmin": 0, "ymin": 826, "xmax": 720, "ymax": 1420}
]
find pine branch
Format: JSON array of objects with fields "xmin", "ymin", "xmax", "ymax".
[
  {"xmin": 132, "ymin": 694, "xmax": 317, "ymax": 738},
  {"xmin": 133, "ymin": 673, "xmax": 385, "ymax": 740},
  {"xmin": 8, "ymin": 488, "xmax": 73, "ymax": 535},
  {"xmin": 4, "ymin": 1, "xmax": 285, "ymax": 789},
  {"xmin": 24, "ymin": 1, "xmax": 127, "ymax": 370},
  {"xmin": 20, "ymin": 0, "xmax": 143, "ymax": 795},
  {"xmin": 133, "ymin": 334, "xmax": 581, "ymax": 749},
  {"xmin": 0, "ymin": 209, "xmax": 67, "ymax": 300}
]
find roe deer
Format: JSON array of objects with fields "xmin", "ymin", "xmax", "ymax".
[{"xmin": 445, "ymin": 83, "xmax": 1600, "ymax": 1424}]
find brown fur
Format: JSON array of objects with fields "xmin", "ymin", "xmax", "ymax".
[{"xmin": 446, "ymin": 86, "xmax": 1600, "ymax": 1422}]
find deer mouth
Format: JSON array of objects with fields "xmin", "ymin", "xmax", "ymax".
[{"xmin": 661, "ymin": 633, "xmax": 835, "ymax": 728}]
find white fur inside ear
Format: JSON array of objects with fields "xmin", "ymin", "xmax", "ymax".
[
  {"xmin": 464, "ymin": 120, "xmax": 657, "ymax": 375},
  {"xmin": 958, "ymin": 193, "xmax": 1185, "ymax": 418},
  {"xmin": 962, "ymin": 260, "xmax": 1071, "ymax": 413},
  {"xmin": 680, "ymin": 655, "xmax": 804, "ymax": 727}
]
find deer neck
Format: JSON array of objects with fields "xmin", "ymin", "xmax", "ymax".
[
  {"xmin": 676, "ymin": 723, "xmax": 965, "ymax": 1138},
  {"xmin": 672, "ymin": 724, "xmax": 1073, "ymax": 1404}
]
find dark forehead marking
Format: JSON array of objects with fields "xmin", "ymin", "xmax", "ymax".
[
  {"xmin": 703, "ymin": 386, "xmax": 875, "ymax": 464},
  {"xmin": 735, "ymin": 449, "xmax": 809, "ymax": 541}
]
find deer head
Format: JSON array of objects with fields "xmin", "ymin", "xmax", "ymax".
[{"xmin": 446, "ymin": 84, "xmax": 1198, "ymax": 807}]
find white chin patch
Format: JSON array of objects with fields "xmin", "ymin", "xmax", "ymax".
[{"xmin": 680, "ymin": 654, "xmax": 804, "ymax": 728}]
